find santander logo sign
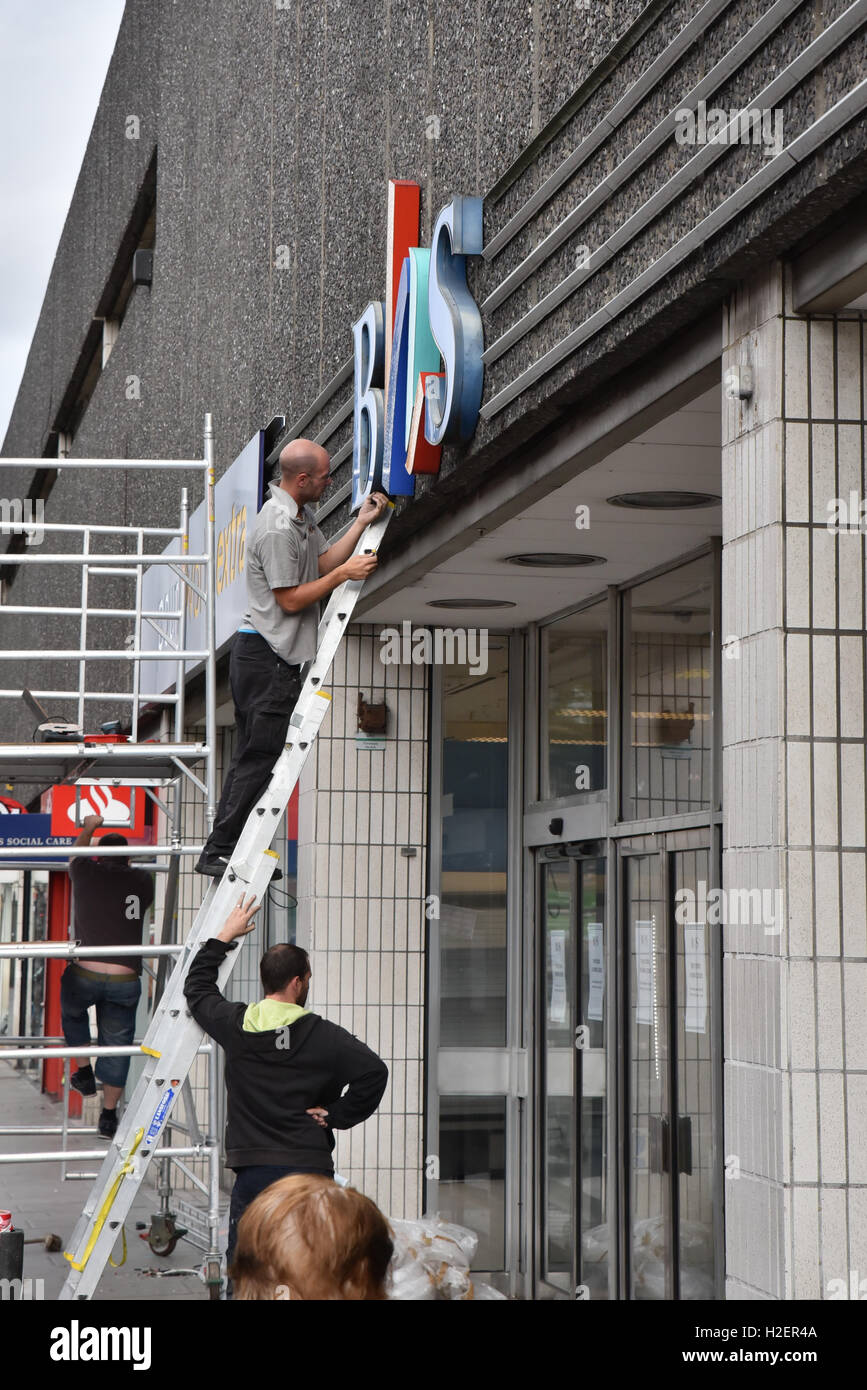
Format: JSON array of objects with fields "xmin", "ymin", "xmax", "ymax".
[
  {"xmin": 61, "ymin": 785, "xmax": 131, "ymax": 827},
  {"xmin": 49, "ymin": 784, "xmax": 146, "ymax": 840},
  {"xmin": 351, "ymin": 181, "xmax": 484, "ymax": 509}
]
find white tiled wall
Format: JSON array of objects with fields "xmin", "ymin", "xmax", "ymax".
[
  {"xmin": 296, "ymin": 624, "xmax": 427, "ymax": 1220},
  {"xmin": 722, "ymin": 261, "xmax": 867, "ymax": 1299}
]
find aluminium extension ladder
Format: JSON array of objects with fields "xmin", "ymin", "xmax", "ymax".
[{"xmin": 58, "ymin": 502, "xmax": 394, "ymax": 1300}]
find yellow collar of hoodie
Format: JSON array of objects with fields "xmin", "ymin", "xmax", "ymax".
[{"xmin": 242, "ymin": 1000, "xmax": 309, "ymax": 1033}]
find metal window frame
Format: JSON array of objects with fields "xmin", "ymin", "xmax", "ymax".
[
  {"xmin": 425, "ymin": 661, "xmax": 445, "ymax": 1226},
  {"xmin": 535, "ymin": 851, "xmax": 577, "ymax": 1298}
]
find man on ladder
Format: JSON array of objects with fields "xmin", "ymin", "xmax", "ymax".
[{"xmin": 195, "ymin": 438, "xmax": 389, "ymax": 878}]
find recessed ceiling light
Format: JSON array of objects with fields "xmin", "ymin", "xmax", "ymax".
[
  {"xmin": 504, "ymin": 552, "xmax": 606, "ymax": 567},
  {"xmin": 427, "ymin": 598, "xmax": 517, "ymax": 609},
  {"xmin": 607, "ymin": 491, "xmax": 720, "ymax": 509}
]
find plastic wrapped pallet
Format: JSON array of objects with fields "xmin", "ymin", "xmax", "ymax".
[{"xmin": 387, "ymin": 1215, "xmax": 506, "ymax": 1300}]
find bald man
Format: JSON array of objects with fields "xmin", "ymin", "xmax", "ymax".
[{"xmin": 196, "ymin": 440, "xmax": 389, "ymax": 878}]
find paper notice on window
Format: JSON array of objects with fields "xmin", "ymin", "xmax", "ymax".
[
  {"xmin": 635, "ymin": 921, "xmax": 655, "ymax": 1026},
  {"xmin": 587, "ymin": 922, "xmax": 604, "ymax": 1022},
  {"xmin": 683, "ymin": 924, "xmax": 707, "ymax": 1034},
  {"xmin": 549, "ymin": 929, "xmax": 567, "ymax": 1024}
]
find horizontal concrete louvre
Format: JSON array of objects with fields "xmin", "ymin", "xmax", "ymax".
[
  {"xmin": 483, "ymin": 0, "xmax": 736, "ymax": 261},
  {"xmin": 270, "ymin": 358, "xmax": 353, "ymax": 455},
  {"xmin": 481, "ymin": 8, "xmax": 867, "ymax": 408},
  {"xmin": 482, "ymin": 0, "xmax": 783, "ymax": 294}
]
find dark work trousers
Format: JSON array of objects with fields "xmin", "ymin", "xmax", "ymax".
[
  {"xmin": 226, "ymin": 1165, "xmax": 333, "ymax": 1271},
  {"xmin": 203, "ymin": 633, "xmax": 303, "ymax": 857}
]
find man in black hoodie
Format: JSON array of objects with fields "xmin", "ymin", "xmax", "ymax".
[{"xmin": 183, "ymin": 896, "xmax": 388, "ymax": 1267}]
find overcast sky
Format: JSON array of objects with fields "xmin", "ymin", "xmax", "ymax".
[{"xmin": 0, "ymin": 0, "xmax": 125, "ymax": 446}]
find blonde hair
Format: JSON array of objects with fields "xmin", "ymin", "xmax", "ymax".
[{"xmin": 231, "ymin": 1174, "xmax": 393, "ymax": 1301}]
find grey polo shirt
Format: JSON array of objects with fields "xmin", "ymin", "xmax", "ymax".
[{"xmin": 241, "ymin": 482, "xmax": 329, "ymax": 665}]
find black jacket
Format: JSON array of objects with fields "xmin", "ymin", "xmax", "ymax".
[{"xmin": 183, "ymin": 938, "xmax": 388, "ymax": 1170}]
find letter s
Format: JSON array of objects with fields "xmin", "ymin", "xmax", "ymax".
[{"xmin": 425, "ymin": 196, "xmax": 484, "ymax": 445}]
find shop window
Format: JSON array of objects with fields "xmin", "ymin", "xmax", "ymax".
[
  {"xmin": 541, "ymin": 602, "xmax": 607, "ymax": 801},
  {"xmin": 438, "ymin": 642, "xmax": 509, "ymax": 1047},
  {"xmin": 624, "ymin": 556, "xmax": 713, "ymax": 821}
]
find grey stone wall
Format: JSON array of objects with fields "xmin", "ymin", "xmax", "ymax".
[{"xmin": 2, "ymin": 0, "xmax": 644, "ymax": 471}]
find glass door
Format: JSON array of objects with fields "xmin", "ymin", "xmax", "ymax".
[
  {"xmin": 625, "ymin": 849, "xmax": 672, "ymax": 1300},
  {"xmin": 622, "ymin": 832, "xmax": 718, "ymax": 1300},
  {"xmin": 672, "ymin": 844, "xmax": 716, "ymax": 1300},
  {"xmin": 538, "ymin": 848, "xmax": 608, "ymax": 1298}
]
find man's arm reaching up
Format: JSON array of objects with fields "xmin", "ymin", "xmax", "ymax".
[
  {"xmin": 73, "ymin": 812, "xmax": 104, "ymax": 848},
  {"xmin": 183, "ymin": 895, "xmax": 259, "ymax": 1048}
]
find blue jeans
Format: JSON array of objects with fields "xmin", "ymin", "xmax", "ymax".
[
  {"xmin": 226, "ymin": 1166, "xmax": 332, "ymax": 1269},
  {"xmin": 60, "ymin": 965, "xmax": 140, "ymax": 1090}
]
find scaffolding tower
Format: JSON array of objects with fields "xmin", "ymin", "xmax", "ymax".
[{"xmin": 0, "ymin": 415, "xmax": 228, "ymax": 1287}]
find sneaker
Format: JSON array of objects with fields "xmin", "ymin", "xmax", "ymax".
[
  {"xmin": 70, "ymin": 1066, "xmax": 96, "ymax": 1097},
  {"xmin": 98, "ymin": 1108, "xmax": 118, "ymax": 1139}
]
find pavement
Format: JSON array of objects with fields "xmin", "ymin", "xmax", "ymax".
[{"xmin": 0, "ymin": 1063, "xmax": 219, "ymax": 1301}]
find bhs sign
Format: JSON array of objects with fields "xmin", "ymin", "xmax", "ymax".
[{"xmin": 352, "ymin": 181, "xmax": 483, "ymax": 508}]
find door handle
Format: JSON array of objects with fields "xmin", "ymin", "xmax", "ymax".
[
  {"xmin": 648, "ymin": 1114, "xmax": 670, "ymax": 1173},
  {"xmin": 678, "ymin": 1115, "xmax": 693, "ymax": 1174}
]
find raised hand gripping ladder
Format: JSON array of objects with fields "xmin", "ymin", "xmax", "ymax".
[{"xmin": 59, "ymin": 503, "xmax": 393, "ymax": 1300}]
